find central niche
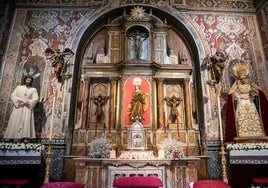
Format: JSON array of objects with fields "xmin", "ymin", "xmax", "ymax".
[{"xmin": 126, "ymin": 26, "xmax": 149, "ymax": 61}]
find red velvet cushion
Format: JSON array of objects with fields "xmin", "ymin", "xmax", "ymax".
[
  {"xmin": 193, "ymin": 180, "xmax": 231, "ymax": 188},
  {"xmin": 41, "ymin": 182, "xmax": 84, "ymax": 188},
  {"xmin": 0, "ymin": 179, "xmax": 29, "ymax": 185},
  {"xmin": 252, "ymin": 178, "xmax": 268, "ymax": 185},
  {"xmin": 113, "ymin": 176, "xmax": 163, "ymax": 188}
]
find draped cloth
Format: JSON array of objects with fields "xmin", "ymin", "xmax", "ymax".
[
  {"xmin": 225, "ymin": 89, "xmax": 268, "ymax": 142},
  {"xmin": 4, "ymin": 85, "xmax": 39, "ymax": 139}
]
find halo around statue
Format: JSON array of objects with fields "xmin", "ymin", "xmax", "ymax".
[{"xmin": 228, "ymin": 59, "xmax": 250, "ymax": 79}]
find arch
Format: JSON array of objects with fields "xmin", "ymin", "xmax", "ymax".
[{"xmin": 68, "ymin": 5, "xmax": 207, "ymax": 149}]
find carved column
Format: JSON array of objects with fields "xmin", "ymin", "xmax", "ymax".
[
  {"xmin": 157, "ymin": 79, "xmax": 165, "ymax": 130},
  {"xmin": 152, "ymin": 79, "xmax": 158, "ymax": 129},
  {"xmin": 75, "ymin": 79, "xmax": 83, "ymax": 125},
  {"xmin": 183, "ymin": 78, "xmax": 192, "ymax": 129},
  {"xmin": 81, "ymin": 77, "xmax": 91, "ymax": 128},
  {"xmin": 115, "ymin": 78, "xmax": 121, "ymax": 128},
  {"xmin": 109, "ymin": 78, "xmax": 117, "ymax": 132}
]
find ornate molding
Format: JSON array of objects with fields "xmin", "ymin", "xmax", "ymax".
[
  {"xmin": 102, "ymin": 159, "xmax": 172, "ymax": 168},
  {"xmin": 14, "ymin": 0, "xmax": 255, "ymax": 12},
  {"xmin": 0, "ymin": 150, "xmax": 41, "ymax": 165},
  {"xmin": 229, "ymin": 150, "xmax": 268, "ymax": 164}
]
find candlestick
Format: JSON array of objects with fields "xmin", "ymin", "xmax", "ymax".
[
  {"xmin": 109, "ymin": 111, "xmax": 112, "ymax": 133},
  {"xmin": 95, "ymin": 121, "xmax": 97, "ymax": 136},
  {"xmin": 217, "ymin": 92, "xmax": 228, "ymax": 183},
  {"xmin": 49, "ymin": 86, "xmax": 57, "ymax": 141},
  {"xmin": 163, "ymin": 112, "xmax": 166, "ymax": 134},
  {"xmin": 217, "ymin": 96, "xmax": 223, "ymax": 142},
  {"xmin": 110, "ymin": 149, "xmax": 116, "ymax": 158},
  {"xmin": 158, "ymin": 149, "xmax": 165, "ymax": 159},
  {"xmin": 177, "ymin": 117, "xmax": 180, "ymax": 138},
  {"xmin": 44, "ymin": 141, "xmax": 52, "ymax": 184}
]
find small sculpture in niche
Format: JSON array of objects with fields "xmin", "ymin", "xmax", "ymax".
[
  {"xmin": 96, "ymin": 47, "xmax": 107, "ymax": 63},
  {"xmin": 164, "ymin": 95, "xmax": 182, "ymax": 124},
  {"xmin": 127, "ymin": 26, "xmax": 149, "ymax": 60},
  {"xmin": 45, "ymin": 48, "xmax": 74, "ymax": 81},
  {"xmin": 91, "ymin": 94, "xmax": 109, "ymax": 123}
]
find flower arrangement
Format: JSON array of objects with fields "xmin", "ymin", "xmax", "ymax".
[
  {"xmin": 161, "ymin": 137, "xmax": 184, "ymax": 159},
  {"xmin": 89, "ymin": 138, "xmax": 111, "ymax": 158},
  {"xmin": 226, "ymin": 142, "xmax": 268, "ymax": 151},
  {"xmin": 0, "ymin": 142, "xmax": 44, "ymax": 152}
]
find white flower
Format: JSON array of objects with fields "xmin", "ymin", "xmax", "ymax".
[
  {"xmin": 226, "ymin": 142, "xmax": 268, "ymax": 151},
  {"xmin": 0, "ymin": 142, "xmax": 44, "ymax": 152},
  {"xmin": 89, "ymin": 138, "xmax": 111, "ymax": 158}
]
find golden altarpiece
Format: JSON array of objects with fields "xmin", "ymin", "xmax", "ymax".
[{"xmin": 65, "ymin": 7, "xmax": 205, "ymax": 188}]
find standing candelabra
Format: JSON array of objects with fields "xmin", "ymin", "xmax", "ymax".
[
  {"xmin": 44, "ymin": 141, "xmax": 52, "ymax": 184},
  {"xmin": 43, "ymin": 48, "xmax": 73, "ymax": 184},
  {"xmin": 202, "ymin": 51, "xmax": 228, "ymax": 183},
  {"xmin": 217, "ymin": 95, "xmax": 228, "ymax": 183},
  {"xmin": 43, "ymin": 78, "xmax": 57, "ymax": 184}
]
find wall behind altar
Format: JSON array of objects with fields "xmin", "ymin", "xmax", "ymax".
[
  {"xmin": 0, "ymin": 0, "xmax": 268, "ymax": 181},
  {"xmin": 257, "ymin": 2, "xmax": 268, "ymax": 90}
]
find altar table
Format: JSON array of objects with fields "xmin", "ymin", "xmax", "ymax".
[
  {"xmin": 228, "ymin": 149, "xmax": 268, "ymax": 188},
  {"xmin": 72, "ymin": 157, "xmax": 200, "ymax": 188},
  {"xmin": 0, "ymin": 150, "xmax": 42, "ymax": 188}
]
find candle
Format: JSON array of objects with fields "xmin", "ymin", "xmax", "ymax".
[
  {"xmin": 158, "ymin": 149, "xmax": 165, "ymax": 159},
  {"xmin": 49, "ymin": 88, "xmax": 57, "ymax": 141},
  {"xmin": 177, "ymin": 116, "xmax": 180, "ymax": 137},
  {"xmin": 95, "ymin": 121, "xmax": 97, "ymax": 136},
  {"xmin": 163, "ymin": 112, "xmax": 166, "ymax": 134},
  {"xmin": 217, "ymin": 96, "xmax": 223, "ymax": 142},
  {"xmin": 110, "ymin": 149, "xmax": 116, "ymax": 158},
  {"xmin": 109, "ymin": 111, "xmax": 112, "ymax": 133}
]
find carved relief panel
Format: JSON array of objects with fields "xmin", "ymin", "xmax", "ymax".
[
  {"xmin": 109, "ymin": 34, "xmax": 121, "ymax": 63},
  {"xmin": 153, "ymin": 33, "xmax": 167, "ymax": 64}
]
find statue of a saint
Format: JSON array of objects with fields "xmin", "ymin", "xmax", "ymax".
[
  {"xmin": 225, "ymin": 60, "xmax": 268, "ymax": 142},
  {"xmin": 164, "ymin": 95, "xmax": 182, "ymax": 123},
  {"xmin": 127, "ymin": 77, "xmax": 148, "ymax": 122},
  {"xmin": 4, "ymin": 75, "xmax": 39, "ymax": 139}
]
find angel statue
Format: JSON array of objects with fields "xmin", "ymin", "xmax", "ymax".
[
  {"xmin": 45, "ymin": 48, "xmax": 74, "ymax": 81},
  {"xmin": 201, "ymin": 51, "xmax": 226, "ymax": 89}
]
